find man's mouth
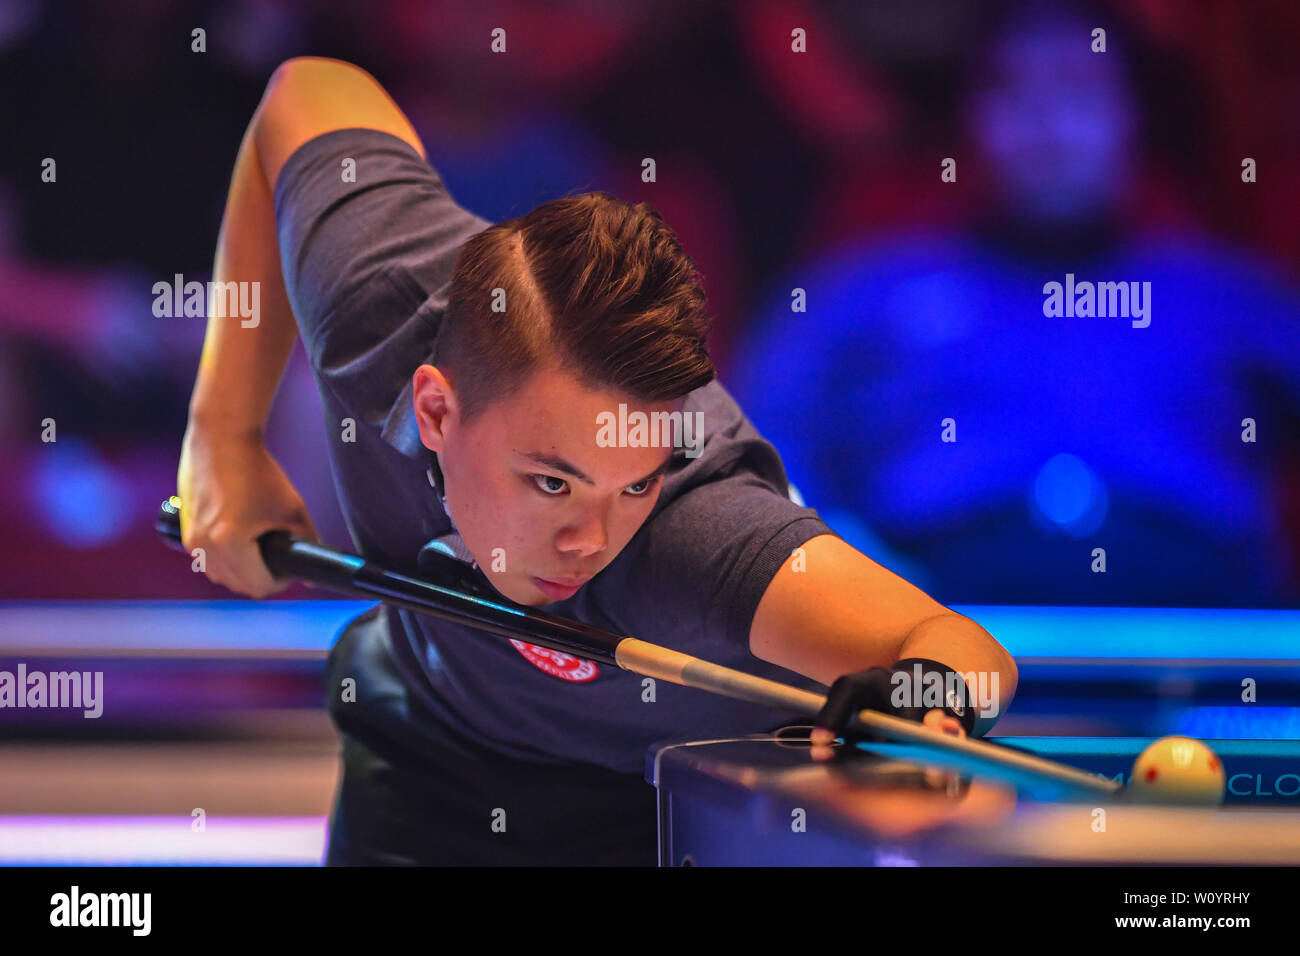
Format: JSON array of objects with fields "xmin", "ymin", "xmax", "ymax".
[{"xmin": 531, "ymin": 576, "xmax": 589, "ymax": 601}]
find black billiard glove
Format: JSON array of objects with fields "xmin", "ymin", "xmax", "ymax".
[{"xmin": 815, "ymin": 658, "xmax": 977, "ymax": 751}]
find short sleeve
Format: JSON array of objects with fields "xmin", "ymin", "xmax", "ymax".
[
  {"xmin": 644, "ymin": 479, "xmax": 832, "ymax": 647},
  {"xmin": 272, "ymin": 128, "xmax": 492, "ymax": 444}
]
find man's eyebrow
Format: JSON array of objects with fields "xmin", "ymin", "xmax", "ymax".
[
  {"xmin": 636, "ymin": 457, "xmax": 673, "ymax": 484},
  {"xmin": 522, "ymin": 452, "xmax": 596, "ymax": 485},
  {"xmin": 521, "ymin": 451, "xmax": 673, "ymax": 487}
]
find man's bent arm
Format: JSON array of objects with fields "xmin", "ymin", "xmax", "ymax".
[
  {"xmin": 253, "ymin": 57, "xmax": 425, "ymax": 187},
  {"xmin": 180, "ymin": 58, "xmax": 426, "ymax": 593},
  {"xmin": 749, "ymin": 534, "xmax": 1018, "ymax": 734},
  {"xmin": 190, "ymin": 56, "xmax": 424, "ymax": 436},
  {"xmin": 188, "ymin": 114, "xmax": 298, "ymax": 438}
]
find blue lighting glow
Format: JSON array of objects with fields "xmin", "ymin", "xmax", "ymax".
[
  {"xmin": 27, "ymin": 438, "xmax": 131, "ymax": 548},
  {"xmin": 1174, "ymin": 707, "xmax": 1300, "ymax": 740},
  {"xmin": 951, "ymin": 605, "xmax": 1300, "ymax": 658},
  {"xmin": 1030, "ymin": 452, "xmax": 1108, "ymax": 536}
]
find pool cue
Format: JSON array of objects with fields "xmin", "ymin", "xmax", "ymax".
[{"xmin": 156, "ymin": 497, "xmax": 1120, "ymax": 798}]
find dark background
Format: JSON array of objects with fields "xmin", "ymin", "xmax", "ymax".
[{"xmin": 0, "ymin": 0, "xmax": 1297, "ymax": 607}]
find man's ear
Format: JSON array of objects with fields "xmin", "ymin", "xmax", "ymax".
[{"xmin": 412, "ymin": 364, "xmax": 457, "ymax": 453}]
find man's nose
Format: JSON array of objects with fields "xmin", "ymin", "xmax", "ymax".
[{"xmin": 556, "ymin": 506, "xmax": 608, "ymax": 557}]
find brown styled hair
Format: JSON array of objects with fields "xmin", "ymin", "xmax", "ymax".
[{"xmin": 438, "ymin": 192, "xmax": 715, "ymax": 422}]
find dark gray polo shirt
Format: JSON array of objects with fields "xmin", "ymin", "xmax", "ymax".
[{"xmin": 274, "ymin": 128, "xmax": 834, "ymax": 775}]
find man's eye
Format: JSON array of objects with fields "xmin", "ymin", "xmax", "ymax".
[
  {"xmin": 625, "ymin": 479, "xmax": 653, "ymax": 497},
  {"xmin": 532, "ymin": 474, "xmax": 568, "ymax": 495}
]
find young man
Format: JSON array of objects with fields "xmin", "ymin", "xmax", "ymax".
[{"xmin": 178, "ymin": 57, "xmax": 1019, "ymax": 865}]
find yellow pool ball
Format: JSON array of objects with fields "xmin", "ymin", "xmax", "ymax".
[{"xmin": 1127, "ymin": 736, "xmax": 1226, "ymax": 806}]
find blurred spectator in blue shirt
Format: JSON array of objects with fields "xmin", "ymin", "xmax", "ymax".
[{"xmin": 730, "ymin": 0, "xmax": 1300, "ymax": 607}]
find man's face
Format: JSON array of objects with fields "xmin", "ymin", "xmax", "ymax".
[{"xmin": 413, "ymin": 361, "xmax": 678, "ymax": 606}]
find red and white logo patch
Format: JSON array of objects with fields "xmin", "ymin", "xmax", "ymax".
[{"xmin": 509, "ymin": 639, "xmax": 599, "ymax": 682}]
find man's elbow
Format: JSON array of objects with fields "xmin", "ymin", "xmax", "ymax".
[
  {"xmin": 988, "ymin": 632, "xmax": 1019, "ymax": 728},
  {"xmin": 978, "ymin": 618, "xmax": 1019, "ymax": 698},
  {"xmin": 252, "ymin": 56, "xmax": 423, "ymax": 190},
  {"xmin": 953, "ymin": 610, "xmax": 1017, "ymax": 681},
  {"xmin": 264, "ymin": 56, "xmax": 376, "ymax": 97},
  {"xmin": 949, "ymin": 611, "xmax": 1018, "ymax": 727},
  {"xmin": 256, "ymin": 56, "xmax": 378, "ymax": 134},
  {"xmin": 994, "ymin": 639, "xmax": 1019, "ymax": 691}
]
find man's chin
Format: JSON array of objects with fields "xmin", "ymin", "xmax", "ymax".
[{"xmin": 481, "ymin": 575, "xmax": 547, "ymax": 607}]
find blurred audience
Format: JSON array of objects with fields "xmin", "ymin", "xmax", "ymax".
[
  {"xmin": 0, "ymin": 0, "xmax": 1294, "ymax": 605},
  {"xmin": 730, "ymin": 0, "xmax": 1300, "ymax": 606}
]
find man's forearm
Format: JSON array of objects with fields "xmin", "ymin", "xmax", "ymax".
[
  {"xmin": 188, "ymin": 109, "xmax": 299, "ymax": 437},
  {"xmin": 750, "ymin": 535, "xmax": 1019, "ymax": 733}
]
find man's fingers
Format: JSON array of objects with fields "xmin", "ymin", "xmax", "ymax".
[
  {"xmin": 224, "ymin": 537, "xmax": 283, "ymax": 597},
  {"xmin": 815, "ymin": 685, "xmax": 856, "ymax": 735},
  {"xmin": 190, "ymin": 529, "xmax": 281, "ymax": 598},
  {"xmin": 814, "ymin": 670, "xmax": 890, "ymax": 736},
  {"xmin": 189, "ymin": 506, "xmax": 318, "ymax": 598},
  {"xmin": 232, "ymin": 510, "xmax": 316, "ymax": 593},
  {"xmin": 921, "ymin": 709, "xmax": 966, "ymax": 738}
]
